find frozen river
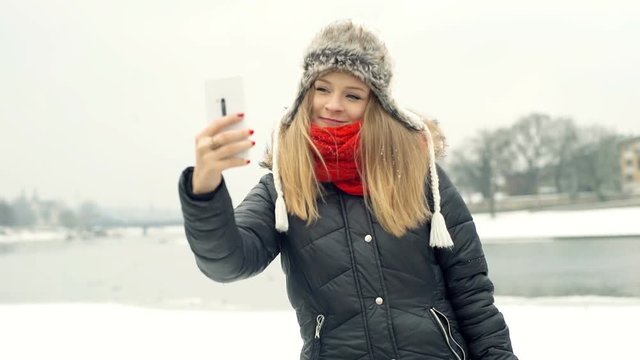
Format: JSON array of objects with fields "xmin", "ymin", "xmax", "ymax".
[{"xmin": 2, "ymin": 229, "xmax": 639, "ymax": 308}]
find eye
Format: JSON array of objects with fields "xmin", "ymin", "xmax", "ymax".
[
  {"xmin": 315, "ymin": 86, "xmax": 329, "ymax": 93},
  {"xmin": 347, "ymin": 94, "xmax": 363, "ymax": 101}
]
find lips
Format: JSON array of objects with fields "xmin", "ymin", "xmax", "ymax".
[{"xmin": 318, "ymin": 117, "xmax": 347, "ymax": 124}]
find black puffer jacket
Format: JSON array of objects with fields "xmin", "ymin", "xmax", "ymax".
[{"xmin": 178, "ymin": 166, "xmax": 517, "ymax": 360}]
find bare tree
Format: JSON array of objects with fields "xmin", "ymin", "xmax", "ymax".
[
  {"xmin": 547, "ymin": 117, "xmax": 579, "ymax": 194},
  {"xmin": 11, "ymin": 196, "xmax": 36, "ymax": 227},
  {"xmin": 504, "ymin": 113, "xmax": 556, "ymax": 195},
  {"xmin": 0, "ymin": 199, "xmax": 16, "ymax": 226},
  {"xmin": 572, "ymin": 127, "xmax": 622, "ymax": 200},
  {"xmin": 59, "ymin": 209, "xmax": 79, "ymax": 229},
  {"xmin": 449, "ymin": 129, "xmax": 510, "ymax": 217}
]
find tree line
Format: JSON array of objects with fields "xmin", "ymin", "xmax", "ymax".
[
  {"xmin": 0, "ymin": 194, "xmax": 181, "ymax": 230},
  {"xmin": 447, "ymin": 112, "xmax": 627, "ymax": 216},
  {"xmin": 0, "ymin": 195, "xmax": 105, "ymax": 229}
]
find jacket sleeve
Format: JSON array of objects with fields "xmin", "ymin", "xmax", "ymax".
[
  {"xmin": 178, "ymin": 167, "xmax": 282, "ymax": 283},
  {"xmin": 434, "ymin": 166, "xmax": 518, "ymax": 360}
]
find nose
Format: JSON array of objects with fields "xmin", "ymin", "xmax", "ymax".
[{"xmin": 324, "ymin": 94, "xmax": 344, "ymax": 113}]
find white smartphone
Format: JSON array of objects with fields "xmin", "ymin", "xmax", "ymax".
[{"xmin": 205, "ymin": 76, "xmax": 250, "ymax": 159}]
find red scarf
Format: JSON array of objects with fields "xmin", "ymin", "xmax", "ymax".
[{"xmin": 310, "ymin": 120, "xmax": 365, "ymax": 195}]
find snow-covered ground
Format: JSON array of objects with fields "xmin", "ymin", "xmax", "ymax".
[
  {"xmin": 0, "ymin": 296, "xmax": 636, "ymax": 359},
  {"xmin": 0, "ymin": 227, "xmax": 69, "ymax": 243},
  {"xmin": 0, "ymin": 225, "xmax": 183, "ymax": 244},
  {"xmin": 473, "ymin": 206, "xmax": 640, "ymax": 241}
]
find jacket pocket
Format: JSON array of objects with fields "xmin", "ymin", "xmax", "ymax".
[
  {"xmin": 429, "ymin": 308, "xmax": 466, "ymax": 360},
  {"xmin": 310, "ymin": 314, "xmax": 326, "ymax": 360}
]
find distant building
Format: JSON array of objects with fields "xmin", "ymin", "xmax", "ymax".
[{"xmin": 620, "ymin": 136, "xmax": 640, "ymax": 194}]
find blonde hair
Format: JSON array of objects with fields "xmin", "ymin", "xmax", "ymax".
[{"xmin": 263, "ymin": 91, "xmax": 446, "ymax": 237}]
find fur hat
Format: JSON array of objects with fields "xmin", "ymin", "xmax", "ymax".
[{"xmin": 272, "ymin": 20, "xmax": 453, "ymax": 248}]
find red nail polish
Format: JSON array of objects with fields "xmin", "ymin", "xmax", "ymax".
[
  {"xmin": 251, "ymin": 141, "xmax": 256, "ymax": 146},
  {"xmin": 237, "ymin": 112, "xmax": 245, "ymax": 118},
  {"xmin": 249, "ymin": 129, "xmax": 254, "ymax": 135},
  {"xmin": 246, "ymin": 159, "xmax": 251, "ymax": 164}
]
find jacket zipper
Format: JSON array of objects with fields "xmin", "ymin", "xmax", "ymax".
[
  {"xmin": 430, "ymin": 308, "xmax": 466, "ymax": 360},
  {"xmin": 311, "ymin": 314, "xmax": 325, "ymax": 360}
]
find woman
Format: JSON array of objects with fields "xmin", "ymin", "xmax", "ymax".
[{"xmin": 179, "ymin": 20, "xmax": 518, "ymax": 360}]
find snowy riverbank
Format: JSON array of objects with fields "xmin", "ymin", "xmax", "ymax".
[
  {"xmin": 469, "ymin": 206, "xmax": 640, "ymax": 242},
  {"xmin": 2, "ymin": 206, "xmax": 639, "ymax": 245}
]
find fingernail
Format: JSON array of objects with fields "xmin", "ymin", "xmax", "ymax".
[
  {"xmin": 246, "ymin": 159, "xmax": 251, "ymax": 164},
  {"xmin": 251, "ymin": 140, "xmax": 256, "ymax": 146},
  {"xmin": 249, "ymin": 129, "xmax": 254, "ymax": 135},
  {"xmin": 237, "ymin": 112, "xmax": 245, "ymax": 118}
]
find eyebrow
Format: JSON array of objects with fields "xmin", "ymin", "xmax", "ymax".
[{"xmin": 316, "ymin": 78, "xmax": 368, "ymax": 93}]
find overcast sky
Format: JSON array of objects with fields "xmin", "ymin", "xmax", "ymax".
[{"xmin": 1, "ymin": 0, "xmax": 639, "ymax": 211}]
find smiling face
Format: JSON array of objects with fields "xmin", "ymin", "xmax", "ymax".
[{"xmin": 310, "ymin": 71, "xmax": 372, "ymax": 127}]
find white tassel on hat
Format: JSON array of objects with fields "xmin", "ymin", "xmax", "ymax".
[
  {"xmin": 272, "ymin": 122, "xmax": 289, "ymax": 232},
  {"xmin": 406, "ymin": 109, "xmax": 454, "ymax": 249}
]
